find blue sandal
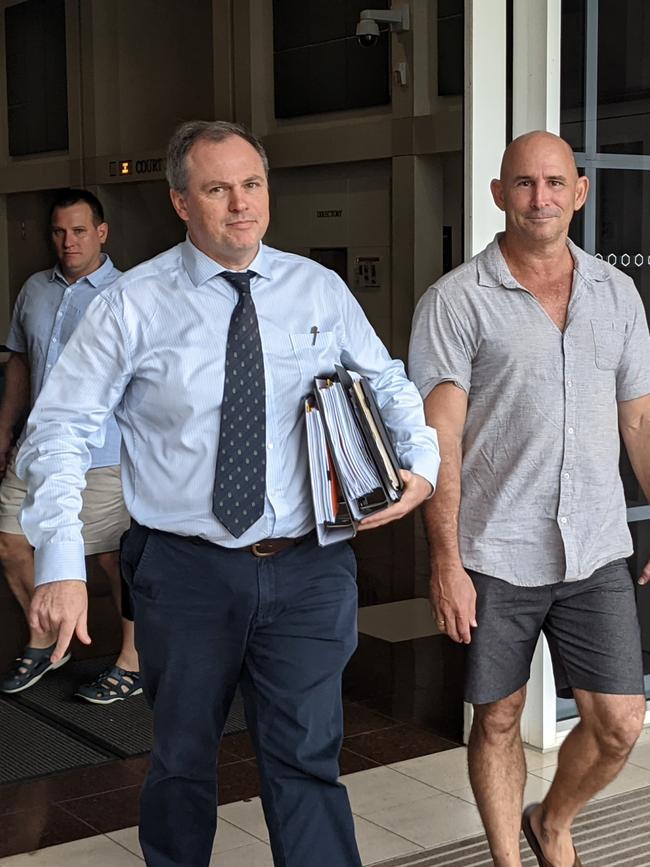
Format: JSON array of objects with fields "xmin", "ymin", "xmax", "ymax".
[
  {"xmin": 75, "ymin": 664, "xmax": 142, "ymax": 704},
  {"xmin": 0, "ymin": 643, "xmax": 71, "ymax": 694}
]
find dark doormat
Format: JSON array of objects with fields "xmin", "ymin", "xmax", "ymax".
[
  {"xmin": 0, "ymin": 700, "xmax": 111, "ymax": 783},
  {"xmin": 372, "ymin": 785, "xmax": 650, "ymax": 867},
  {"xmin": 12, "ymin": 656, "xmax": 247, "ymax": 758}
]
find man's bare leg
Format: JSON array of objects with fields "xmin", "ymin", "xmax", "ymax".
[
  {"xmin": 469, "ymin": 687, "xmax": 527, "ymax": 867},
  {"xmin": 527, "ymin": 690, "xmax": 645, "ymax": 867},
  {"xmin": 0, "ymin": 530, "xmax": 55, "ymax": 647},
  {"xmin": 90, "ymin": 550, "xmax": 139, "ymax": 672}
]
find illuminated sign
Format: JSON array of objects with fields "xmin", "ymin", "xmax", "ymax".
[
  {"xmin": 109, "ymin": 159, "xmax": 132, "ymax": 177},
  {"xmin": 108, "ymin": 157, "xmax": 165, "ymax": 178}
]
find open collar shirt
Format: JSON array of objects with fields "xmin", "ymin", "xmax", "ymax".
[
  {"xmin": 17, "ymin": 238, "xmax": 440, "ymax": 586},
  {"xmin": 6, "ymin": 254, "xmax": 122, "ymax": 468},
  {"xmin": 409, "ymin": 235, "xmax": 650, "ymax": 586}
]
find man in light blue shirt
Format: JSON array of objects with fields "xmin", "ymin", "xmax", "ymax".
[
  {"xmin": 17, "ymin": 123, "xmax": 440, "ymax": 867},
  {"xmin": 0, "ymin": 189, "xmax": 139, "ymax": 704}
]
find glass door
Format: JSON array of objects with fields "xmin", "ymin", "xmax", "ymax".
[{"xmin": 560, "ymin": 0, "xmax": 650, "ymax": 723}]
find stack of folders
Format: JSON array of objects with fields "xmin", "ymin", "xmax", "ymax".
[{"xmin": 304, "ymin": 365, "xmax": 404, "ymax": 545}]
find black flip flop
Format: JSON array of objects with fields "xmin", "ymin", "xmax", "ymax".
[
  {"xmin": 522, "ymin": 803, "xmax": 582, "ymax": 867},
  {"xmin": 522, "ymin": 803, "xmax": 553, "ymax": 866}
]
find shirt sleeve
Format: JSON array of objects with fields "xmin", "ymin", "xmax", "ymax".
[
  {"xmin": 335, "ymin": 274, "xmax": 440, "ymax": 490},
  {"xmin": 617, "ymin": 283, "xmax": 650, "ymax": 401},
  {"xmin": 5, "ymin": 285, "xmax": 28, "ymax": 353},
  {"xmin": 408, "ymin": 284, "xmax": 474, "ymax": 400},
  {"xmin": 15, "ymin": 294, "xmax": 133, "ymax": 586}
]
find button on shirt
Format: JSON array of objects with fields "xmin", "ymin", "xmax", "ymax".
[
  {"xmin": 409, "ymin": 235, "xmax": 650, "ymax": 586},
  {"xmin": 6, "ymin": 255, "xmax": 122, "ymax": 468},
  {"xmin": 17, "ymin": 239, "xmax": 440, "ymax": 585}
]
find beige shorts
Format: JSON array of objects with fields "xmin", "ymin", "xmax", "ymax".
[{"xmin": 0, "ymin": 456, "xmax": 130, "ymax": 555}]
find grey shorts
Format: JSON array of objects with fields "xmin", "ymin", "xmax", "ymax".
[{"xmin": 465, "ymin": 559, "xmax": 645, "ymax": 705}]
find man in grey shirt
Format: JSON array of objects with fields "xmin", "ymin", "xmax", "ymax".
[{"xmin": 410, "ymin": 131, "xmax": 650, "ymax": 867}]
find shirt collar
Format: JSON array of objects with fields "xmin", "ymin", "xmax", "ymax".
[
  {"xmin": 565, "ymin": 237, "xmax": 609, "ymax": 284},
  {"xmin": 477, "ymin": 232, "xmax": 609, "ymax": 289},
  {"xmin": 50, "ymin": 253, "xmax": 113, "ymax": 288},
  {"xmin": 181, "ymin": 236, "xmax": 273, "ymax": 287},
  {"xmin": 476, "ymin": 234, "xmax": 517, "ymax": 288}
]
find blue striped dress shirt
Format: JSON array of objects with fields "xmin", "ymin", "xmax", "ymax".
[
  {"xmin": 17, "ymin": 239, "xmax": 440, "ymax": 586},
  {"xmin": 6, "ymin": 254, "xmax": 122, "ymax": 468}
]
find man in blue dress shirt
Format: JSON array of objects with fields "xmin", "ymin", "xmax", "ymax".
[
  {"xmin": 0, "ymin": 189, "xmax": 139, "ymax": 704},
  {"xmin": 16, "ymin": 123, "xmax": 440, "ymax": 867}
]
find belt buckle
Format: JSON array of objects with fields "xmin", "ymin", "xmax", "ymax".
[{"xmin": 251, "ymin": 542, "xmax": 275, "ymax": 558}]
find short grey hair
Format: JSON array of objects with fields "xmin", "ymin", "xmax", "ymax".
[{"xmin": 166, "ymin": 120, "xmax": 270, "ymax": 192}]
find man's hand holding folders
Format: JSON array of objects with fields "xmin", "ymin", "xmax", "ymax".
[{"xmin": 304, "ymin": 366, "xmax": 432, "ymax": 544}]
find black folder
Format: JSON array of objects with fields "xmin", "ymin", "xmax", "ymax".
[{"xmin": 304, "ymin": 367, "xmax": 404, "ymax": 545}]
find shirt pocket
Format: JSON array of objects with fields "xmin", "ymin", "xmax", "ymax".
[
  {"xmin": 289, "ymin": 330, "xmax": 337, "ymax": 378},
  {"xmin": 590, "ymin": 319, "xmax": 627, "ymax": 370}
]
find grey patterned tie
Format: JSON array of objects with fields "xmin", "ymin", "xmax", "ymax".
[{"xmin": 213, "ymin": 270, "xmax": 266, "ymax": 538}]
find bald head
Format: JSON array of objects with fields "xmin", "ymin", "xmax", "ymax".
[
  {"xmin": 491, "ymin": 130, "xmax": 588, "ymax": 250},
  {"xmin": 499, "ymin": 131, "xmax": 578, "ymax": 182}
]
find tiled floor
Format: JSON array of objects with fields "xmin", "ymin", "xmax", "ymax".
[
  {"xmin": 0, "ymin": 700, "xmax": 456, "ymax": 860},
  {"xmin": 4, "ymin": 731, "xmax": 650, "ymax": 866}
]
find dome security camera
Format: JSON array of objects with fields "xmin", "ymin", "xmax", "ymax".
[
  {"xmin": 355, "ymin": 7, "xmax": 410, "ymax": 48},
  {"xmin": 356, "ymin": 18, "xmax": 381, "ymax": 48}
]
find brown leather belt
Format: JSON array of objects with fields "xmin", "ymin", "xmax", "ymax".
[
  {"xmin": 189, "ymin": 533, "xmax": 310, "ymax": 557},
  {"xmin": 246, "ymin": 536, "xmax": 308, "ymax": 557}
]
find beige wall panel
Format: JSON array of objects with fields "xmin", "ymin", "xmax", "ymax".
[
  {"xmin": 0, "ymin": 196, "xmax": 8, "ymax": 338},
  {"xmin": 234, "ymin": 0, "xmax": 271, "ymax": 131},
  {"xmin": 264, "ymin": 117, "xmax": 393, "ymax": 170},
  {"xmin": 347, "ymin": 171, "xmax": 392, "ymax": 247},
  {"xmin": 88, "ymin": 0, "xmax": 214, "ymax": 155},
  {"xmin": 0, "ymin": 160, "xmax": 82, "ymax": 196},
  {"xmin": 442, "ymin": 151, "xmax": 464, "ymax": 273},
  {"xmin": 413, "ymin": 154, "xmax": 445, "ymax": 295},
  {"xmin": 265, "ymin": 161, "xmax": 392, "ymax": 344},
  {"xmin": 267, "ymin": 161, "xmax": 390, "ymax": 249},
  {"xmin": 0, "ymin": 8, "xmax": 8, "ymax": 166},
  {"xmin": 82, "ymin": 0, "xmax": 121, "ymax": 156},
  {"xmin": 413, "ymin": 0, "xmax": 437, "ymax": 117},
  {"xmin": 391, "ymin": 156, "xmax": 416, "ymax": 359},
  {"xmin": 349, "ymin": 244, "xmax": 392, "ymax": 349},
  {"xmin": 212, "ymin": 0, "xmax": 234, "ymax": 120},
  {"xmin": 65, "ymin": 0, "xmax": 83, "ymax": 159},
  {"xmin": 5, "ymin": 191, "xmax": 56, "ymax": 310},
  {"xmin": 269, "ymin": 174, "xmax": 352, "ymax": 249},
  {"xmin": 391, "ymin": 155, "xmax": 444, "ymax": 361},
  {"xmin": 99, "ymin": 180, "xmax": 185, "ymax": 272}
]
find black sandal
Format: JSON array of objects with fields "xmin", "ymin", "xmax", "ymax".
[
  {"xmin": 75, "ymin": 664, "xmax": 142, "ymax": 704},
  {"xmin": 0, "ymin": 643, "xmax": 71, "ymax": 694}
]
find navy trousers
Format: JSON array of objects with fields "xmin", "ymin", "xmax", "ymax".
[{"xmin": 121, "ymin": 523, "xmax": 362, "ymax": 867}]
